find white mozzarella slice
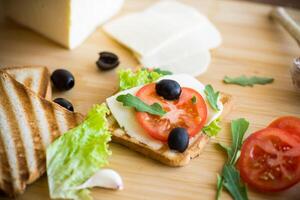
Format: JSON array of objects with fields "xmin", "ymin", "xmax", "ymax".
[
  {"xmin": 103, "ymin": 12, "xmax": 193, "ymax": 57},
  {"xmin": 103, "ymin": 1, "xmax": 221, "ymax": 58},
  {"xmin": 106, "ymin": 86, "xmax": 164, "ymax": 150},
  {"xmin": 139, "ymin": 38, "xmax": 211, "ymax": 76},
  {"xmin": 144, "ymin": 0, "xmax": 222, "ymax": 49},
  {"xmin": 106, "ymin": 74, "xmax": 223, "ymax": 149}
]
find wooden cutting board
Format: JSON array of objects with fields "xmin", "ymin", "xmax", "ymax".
[{"xmin": 0, "ymin": 0, "xmax": 300, "ymax": 199}]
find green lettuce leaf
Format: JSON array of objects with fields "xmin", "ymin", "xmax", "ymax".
[
  {"xmin": 203, "ymin": 118, "xmax": 221, "ymax": 137},
  {"xmin": 118, "ymin": 68, "xmax": 165, "ymax": 91},
  {"xmin": 46, "ymin": 104, "xmax": 111, "ymax": 200}
]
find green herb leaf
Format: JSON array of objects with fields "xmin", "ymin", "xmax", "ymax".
[
  {"xmin": 215, "ymin": 118, "xmax": 250, "ymax": 200},
  {"xmin": 191, "ymin": 96, "xmax": 197, "ymax": 104},
  {"xmin": 153, "ymin": 68, "xmax": 173, "ymax": 75},
  {"xmin": 203, "ymin": 118, "xmax": 221, "ymax": 137},
  {"xmin": 216, "ymin": 174, "xmax": 223, "ymax": 200},
  {"xmin": 205, "ymin": 84, "xmax": 220, "ymax": 111},
  {"xmin": 222, "ymin": 164, "xmax": 248, "ymax": 200},
  {"xmin": 228, "ymin": 118, "xmax": 249, "ymax": 164},
  {"xmin": 223, "ymin": 75, "xmax": 274, "ymax": 87},
  {"xmin": 116, "ymin": 93, "xmax": 166, "ymax": 116}
]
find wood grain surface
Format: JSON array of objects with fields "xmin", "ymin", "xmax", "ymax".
[{"xmin": 0, "ymin": 0, "xmax": 300, "ymax": 199}]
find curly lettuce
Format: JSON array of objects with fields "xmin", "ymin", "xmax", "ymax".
[
  {"xmin": 46, "ymin": 104, "xmax": 111, "ymax": 200},
  {"xmin": 118, "ymin": 68, "xmax": 170, "ymax": 91},
  {"xmin": 203, "ymin": 118, "xmax": 221, "ymax": 137}
]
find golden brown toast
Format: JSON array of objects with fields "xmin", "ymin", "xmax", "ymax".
[
  {"xmin": 1, "ymin": 65, "xmax": 52, "ymax": 99},
  {"xmin": 108, "ymin": 94, "xmax": 232, "ymax": 167},
  {"xmin": 0, "ymin": 70, "xmax": 83, "ymax": 197}
]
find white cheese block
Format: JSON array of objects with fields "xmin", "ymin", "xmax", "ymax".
[
  {"xmin": 4, "ymin": 0, "xmax": 124, "ymax": 49},
  {"xmin": 106, "ymin": 74, "xmax": 223, "ymax": 150}
]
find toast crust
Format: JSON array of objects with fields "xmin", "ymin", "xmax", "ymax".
[
  {"xmin": 1, "ymin": 65, "xmax": 52, "ymax": 99},
  {"xmin": 108, "ymin": 93, "xmax": 233, "ymax": 167},
  {"xmin": 0, "ymin": 70, "xmax": 83, "ymax": 197}
]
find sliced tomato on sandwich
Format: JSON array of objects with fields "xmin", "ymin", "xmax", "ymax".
[{"xmin": 135, "ymin": 83, "xmax": 207, "ymax": 142}]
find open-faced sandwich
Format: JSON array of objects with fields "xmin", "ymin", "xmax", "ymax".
[{"xmin": 106, "ymin": 68, "xmax": 232, "ymax": 166}]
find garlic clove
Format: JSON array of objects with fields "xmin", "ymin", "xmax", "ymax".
[{"xmin": 73, "ymin": 169, "xmax": 123, "ymax": 190}]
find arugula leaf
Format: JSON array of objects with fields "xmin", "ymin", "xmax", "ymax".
[
  {"xmin": 216, "ymin": 174, "xmax": 223, "ymax": 200},
  {"xmin": 215, "ymin": 118, "xmax": 250, "ymax": 200},
  {"xmin": 228, "ymin": 118, "xmax": 249, "ymax": 164},
  {"xmin": 223, "ymin": 75, "xmax": 274, "ymax": 87},
  {"xmin": 203, "ymin": 118, "xmax": 221, "ymax": 137},
  {"xmin": 191, "ymin": 96, "xmax": 197, "ymax": 104},
  {"xmin": 116, "ymin": 93, "xmax": 166, "ymax": 116},
  {"xmin": 222, "ymin": 164, "xmax": 248, "ymax": 200},
  {"xmin": 204, "ymin": 85, "xmax": 220, "ymax": 111},
  {"xmin": 153, "ymin": 68, "xmax": 173, "ymax": 75}
]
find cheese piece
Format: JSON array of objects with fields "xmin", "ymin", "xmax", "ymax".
[
  {"xmin": 103, "ymin": 1, "xmax": 221, "ymax": 56},
  {"xmin": 139, "ymin": 34, "xmax": 211, "ymax": 76},
  {"xmin": 144, "ymin": 0, "xmax": 222, "ymax": 49},
  {"xmin": 103, "ymin": 12, "xmax": 195, "ymax": 57},
  {"xmin": 106, "ymin": 74, "xmax": 223, "ymax": 150},
  {"xmin": 4, "ymin": 0, "xmax": 124, "ymax": 49}
]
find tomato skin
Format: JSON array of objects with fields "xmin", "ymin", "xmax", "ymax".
[
  {"xmin": 268, "ymin": 116, "xmax": 300, "ymax": 142},
  {"xmin": 237, "ymin": 127, "xmax": 300, "ymax": 192},
  {"xmin": 135, "ymin": 83, "xmax": 207, "ymax": 142}
]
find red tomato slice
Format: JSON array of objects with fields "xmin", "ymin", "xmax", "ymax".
[
  {"xmin": 135, "ymin": 83, "xmax": 207, "ymax": 142},
  {"xmin": 237, "ymin": 127, "xmax": 300, "ymax": 192},
  {"xmin": 268, "ymin": 116, "xmax": 300, "ymax": 142}
]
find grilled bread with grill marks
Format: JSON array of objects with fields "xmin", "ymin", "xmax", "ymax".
[
  {"xmin": 0, "ymin": 70, "xmax": 83, "ymax": 197},
  {"xmin": 108, "ymin": 94, "xmax": 232, "ymax": 167},
  {"xmin": 1, "ymin": 65, "xmax": 52, "ymax": 99}
]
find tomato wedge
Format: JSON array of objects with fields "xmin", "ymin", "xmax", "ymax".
[
  {"xmin": 237, "ymin": 127, "xmax": 300, "ymax": 192},
  {"xmin": 135, "ymin": 83, "xmax": 207, "ymax": 142},
  {"xmin": 268, "ymin": 116, "xmax": 300, "ymax": 142}
]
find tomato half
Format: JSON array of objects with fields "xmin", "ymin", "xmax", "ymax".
[
  {"xmin": 268, "ymin": 116, "xmax": 300, "ymax": 141},
  {"xmin": 237, "ymin": 127, "xmax": 300, "ymax": 192},
  {"xmin": 135, "ymin": 83, "xmax": 207, "ymax": 142}
]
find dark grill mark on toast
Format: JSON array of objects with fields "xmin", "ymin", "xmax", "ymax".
[
  {"xmin": 42, "ymin": 101, "xmax": 60, "ymax": 143},
  {"xmin": 39, "ymin": 67, "xmax": 50, "ymax": 98},
  {"xmin": 0, "ymin": 130, "xmax": 14, "ymax": 196},
  {"xmin": 23, "ymin": 77, "xmax": 32, "ymax": 90}
]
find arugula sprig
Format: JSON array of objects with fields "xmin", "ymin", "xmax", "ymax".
[
  {"xmin": 116, "ymin": 93, "xmax": 166, "ymax": 117},
  {"xmin": 152, "ymin": 68, "xmax": 173, "ymax": 75},
  {"xmin": 205, "ymin": 85, "xmax": 220, "ymax": 111},
  {"xmin": 216, "ymin": 118, "xmax": 249, "ymax": 200},
  {"xmin": 224, "ymin": 76, "xmax": 274, "ymax": 87}
]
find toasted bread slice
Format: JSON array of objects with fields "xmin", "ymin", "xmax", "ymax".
[
  {"xmin": 108, "ymin": 94, "xmax": 232, "ymax": 167},
  {"xmin": 0, "ymin": 70, "xmax": 83, "ymax": 197},
  {"xmin": 1, "ymin": 66, "xmax": 52, "ymax": 99}
]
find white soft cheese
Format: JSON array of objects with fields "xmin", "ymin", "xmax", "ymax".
[
  {"xmin": 103, "ymin": 0, "xmax": 221, "ymax": 76},
  {"xmin": 106, "ymin": 74, "xmax": 223, "ymax": 150},
  {"xmin": 4, "ymin": 0, "xmax": 124, "ymax": 49}
]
